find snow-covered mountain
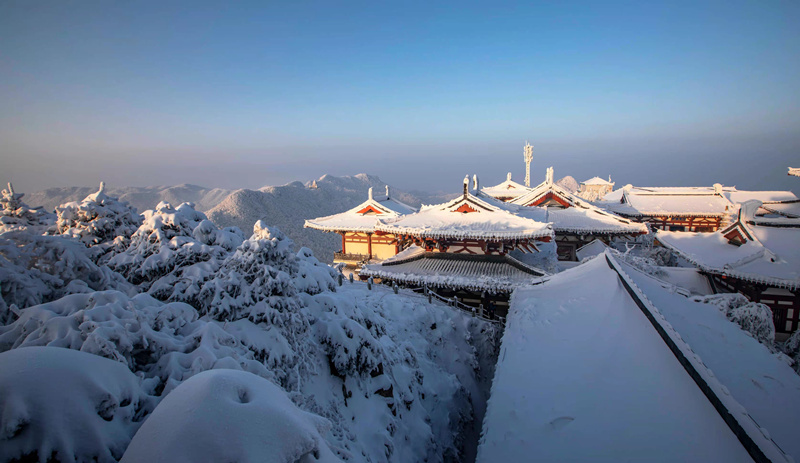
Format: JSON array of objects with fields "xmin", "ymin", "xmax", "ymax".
[
  {"xmin": 26, "ymin": 184, "xmax": 234, "ymax": 214},
  {"xmin": 207, "ymin": 174, "xmax": 456, "ymax": 263}
]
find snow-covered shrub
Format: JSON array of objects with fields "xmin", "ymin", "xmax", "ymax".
[
  {"xmin": 783, "ymin": 330, "xmax": 800, "ymax": 374},
  {"xmin": 54, "ymin": 182, "xmax": 142, "ymax": 258},
  {"xmin": 0, "ymin": 291, "xmax": 273, "ymax": 396},
  {"xmin": 0, "ymin": 182, "xmax": 54, "ymax": 234},
  {"xmin": 0, "ymin": 231, "xmax": 131, "ymax": 321},
  {"xmin": 106, "ymin": 202, "xmax": 244, "ymax": 303},
  {"xmin": 692, "ymin": 293, "xmax": 775, "ymax": 345},
  {"xmin": 0, "ymin": 346, "xmax": 151, "ymax": 463},
  {"xmin": 607, "ymin": 247, "xmax": 667, "ymax": 278},
  {"xmin": 121, "ymin": 369, "xmax": 340, "ymax": 463}
]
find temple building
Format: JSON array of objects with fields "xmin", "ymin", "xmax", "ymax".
[
  {"xmin": 484, "ymin": 167, "xmax": 648, "ymax": 261},
  {"xmin": 359, "ymin": 176, "xmax": 554, "ymax": 318},
  {"xmin": 598, "ymin": 184, "xmax": 735, "ymax": 232},
  {"xmin": 304, "ymin": 186, "xmax": 416, "ymax": 270},
  {"xmin": 577, "ymin": 176, "xmax": 615, "ymax": 201},
  {"xmin": 657, "ymin": 200, "xmax": 800, "ymax": 338}
]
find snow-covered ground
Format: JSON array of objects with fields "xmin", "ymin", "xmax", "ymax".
[{"xmin": 478, "ymin": 256, "xmax": 755, "ymax": 462}]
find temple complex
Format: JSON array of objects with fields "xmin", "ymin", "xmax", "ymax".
[
  {"xmin": 484, "ymin": 167, "xmax": 648, "ymax": 261},
  {"xmin": 359, "ymin": 176, "xmax": 553, "ymax": 318},
  {"xmin": 657, "ymin": 200, "xmax": 800, "ymax": 338}
]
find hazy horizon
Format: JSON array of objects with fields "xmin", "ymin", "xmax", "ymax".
[{"xmin": 2, "ymin": 1, "xmax": 799, "ymax": 195}]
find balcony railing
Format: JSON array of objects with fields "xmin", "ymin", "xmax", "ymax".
[{"xmin": 333, "ymin": 252, "xmax": 371, "ymax": 263}]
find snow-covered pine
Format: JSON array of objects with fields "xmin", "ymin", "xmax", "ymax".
[
  {"xmin": 0, "ymin": 182, "xmax": 55, "ymax": 234},
  {"xmin": 691, "ymin": 293, "xmax": 776, "ymax": 345},
  {"xmin": 0, "ymin": 291, "xmax": 275, "ymax": 396},
  {"xmin": 53, "ymin": 182, "xmax": 142, "ymax": 259},
  {"xmin": 0, "ymin": 231, "xmax": 132, "ymax": 322},
  {"xmin": 106, "ymin": 201, "xmax": 244, "ymax": 303},
  {"xmin": 783, "ymin": 330, "xmax": 800, "ymax": 374}
]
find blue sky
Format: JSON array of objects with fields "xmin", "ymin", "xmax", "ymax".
[{"xmin": 1, "ymin": 1, "xmax": 799, "ymax": 193}]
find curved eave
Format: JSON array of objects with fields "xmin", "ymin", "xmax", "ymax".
[
  {"xmin": 616, "ymin": 211, "xmax": 727, "ymax": 218},
  {"xmin": 358, "ymin": 267, "xmax": 545, "ymax": 293},
  {"xmin": 303, "ymin": 220, "xmax": 378, "ymax": 233},
  {"xmin": 374, "ymin": 225, "xmax": 555, "ymax": 242},
  {"xmin": 552, "ymin": 225, "xmax": 648, "ymax": 235}
]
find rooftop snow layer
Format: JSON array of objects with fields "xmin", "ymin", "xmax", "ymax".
[
  {"xmin": 621, "ymin": 260, "xmax": 800, "ymax": 461},
  {"xmin": 376, "ymin": 191, "xmax": 553, "ymax": 241},
  {"xmin": 581, "ymin": 176, "xmax": 614, "ymax": 185},
  {"xmin": 481, "ymin": 173, "xmax": 532, "ymax": 200},
  {"xmin": 657, "ymin": 224, "xmax": 800, "ymax": 289},
  {"xmin": 477, "ymin": 256, "xmax": 754, "ymax": 462},
  {"xmin": 304, "ymin": 189, "xmax": 417, "ymax": 233}
]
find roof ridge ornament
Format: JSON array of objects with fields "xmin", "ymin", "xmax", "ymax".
[
  {"xmin": 546, "ymin": 166, "xmax": 554, "ymax": 185},
  {"xmin": 385, "ymin": 185, "xmax": 390, "ymax": 199},
  {"xmin": 507, "ymin": 172, "xmax": 513, "ymax": 182},
  {"xmin": 368, "ymin": 187, "xmax": 373, "ymax": 201},
  {"xmin": 713, "ymin": 183, "xmax": 723, "ymax": 195},
  {"xmin": 473, "ymin": 174, "xmax": 479, "ymax": 191},
  {"xmin": 463, "ymin": 175, "xmax": 470, "ymax": 198}
]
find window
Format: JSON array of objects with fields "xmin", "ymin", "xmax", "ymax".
[{"xmin": 669, "ymin": 225, "xmax": 685, "ymax": 232}]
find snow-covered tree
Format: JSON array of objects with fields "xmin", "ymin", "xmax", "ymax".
[
  {"xmin": 692, "ymin": 293, "xmax": 775, "ymax": 345},
  {"xmin": 783, "ymin": 330, "xmax": 800, "ymax": 374},
  {"xmin": 106, "ymin": 201, "xmax": 244, "ymax": 302},
  {"xmin": 199, "ymin": 221, "xmax": 335, "ymax": 323},
  {"xmin": 54, "ymin": 182, "xmax": 142, "ymax": 258},
  {"xmin": 0, "ymin": 182, "xmax": 54, "ymax": 234},
  {"xmin": 0, "ymin": 231, "xmax": 131, "ymax": 323}
]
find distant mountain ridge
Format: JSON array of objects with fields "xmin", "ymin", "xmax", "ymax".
[
  {"xmin": 208, "ymin": 174, "xmax": 456, "ymax": 263},
  {"xmin": 26, "ymin": 184, "xmax": 234, "ymax": 214}
]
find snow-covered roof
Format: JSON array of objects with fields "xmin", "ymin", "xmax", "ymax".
[
  {"xmin": 657, "ymin": 201, "xmax": 800, "ymax": 289},
  {"xmin": 789, "ymin": 167, "xmax": 800, "ymax": 177},
  {"xmin": 602, "ymin": 185, "xmax": 735, "ymax": 217},
  {"xmin": 480, "ymin": 172, "xmax": 532, "ymax": 200},
  {"xmin": 478, "ymin": 256, "xmax": 760, "ymax": 462},
  {"xmin": 759, "ymin": 200, "xmax": 800, "ymax": 219},
  {"xmin": 580, "ymin": 176, "xmax": 614, "ymax": 186},
  {"xmin": 375, "ymin": 178, "xmax": 553, "ymax": 241},
  {"xmin": 304, "ymin": 186, "xmax": 416, "ymax": 233},
  {"xmin": 360, "ymin": 248, "xmax": 546, "ymax": 292},
  {"xmin": 619, "ymin": 259, "xmax": 800, "ymax": 462},
  {"xmin": 725, "ymin": 190, "xmax": 798, "ymax": 204},
  {"xmin": 506, "ymin": 168, "xmax": 647, "ymax": 235}
]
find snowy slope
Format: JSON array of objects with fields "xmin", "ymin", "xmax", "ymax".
[
  {"xmin": 477, "ymin": 257, "xmax": 752, "ymax": 462},
  {"xmin": 26, "ymin": 184, "xmax": 234, "ymax": 214},
  {"xmin": 622, "ymin": 261, "xmax": 800, "ymax": 461},
  {"xmin": 207, "ymin": 174, "xmax": 455, "ymax": 263}
]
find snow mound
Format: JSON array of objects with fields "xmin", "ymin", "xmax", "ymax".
[
  {"xmin": 0, "ymin": 346, "xmax": 150, "ymax": 463},
  {"xmin": 122, "ymin": 369, "xmax": 339, "ymax": 463}
]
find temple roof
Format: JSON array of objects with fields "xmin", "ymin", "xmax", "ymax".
[
  {"xmin": 580, "ymin": 176, "xmax": 614, "ymax": 186},
  {"xmin": 359, "ymin": 247, "xmax": 546, "ymax": 293},
  {"xmin": 375, "ymin": 178, "xmax": 553, "ymax": 241},
  {"xmin": 481, "ymin": 172, "xmax": 532, "ymax": 200},
  {"xmin": 304, "ymin": 186, "xmax": 416, "ymax": 233},
  {"xmin": 600, "ymin": 185, "xmax": 735, "ymax": 218},
  {"xmin": 789, "ymin": 167, "xmax": 800, "ymax": 177},
  {"xmin": 507, "ymin": 168, "xmax": 647, "ymax": 235},
  {"xmin": 657, "ymin": 201, "xmax": 800, "ymax": 289}
]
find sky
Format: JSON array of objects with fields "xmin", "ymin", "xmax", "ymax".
[{"xmin": 1, "ymin": 1, "xmax": 799, "ymax": 194}]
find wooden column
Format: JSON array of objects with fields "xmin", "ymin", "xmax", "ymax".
[
  {"xmin": 367, "ymin": 233, "xmax": 372, "ymax": 258},
  {"xmin": 341, "ymin": 232, "xmax": 346, "ymax": 254}
]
